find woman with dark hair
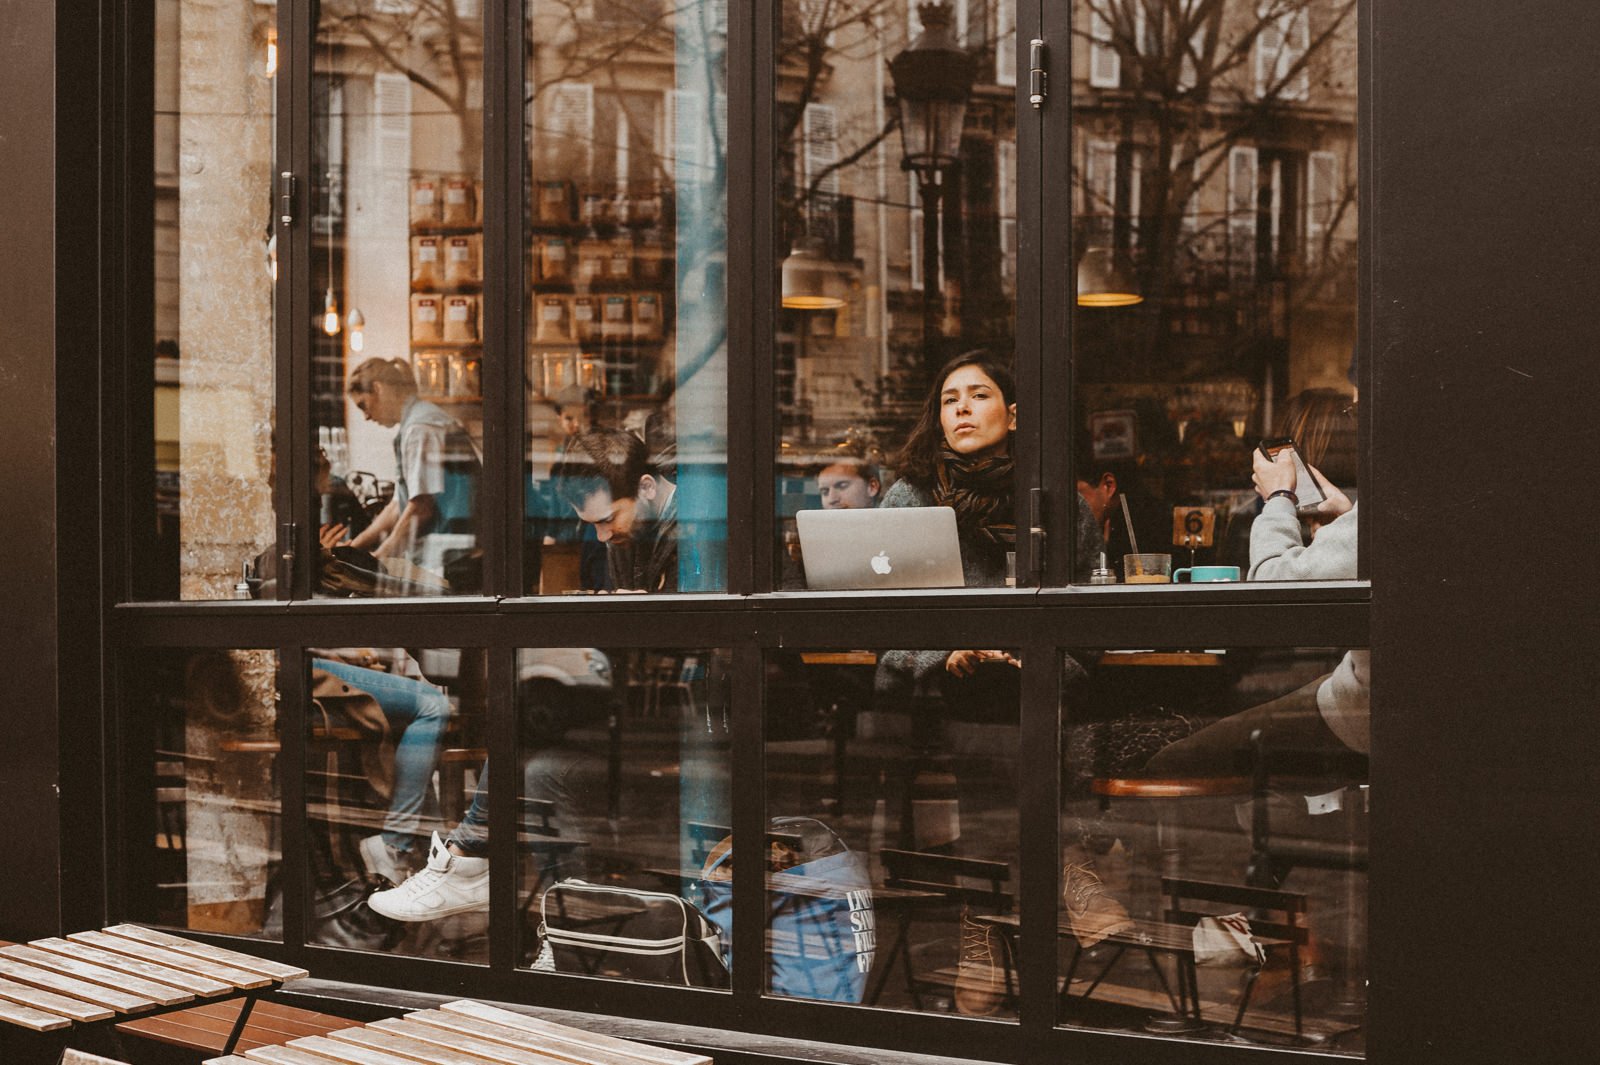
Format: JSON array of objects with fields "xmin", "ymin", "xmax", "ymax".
[
  {"xmin": 879, "ymin": 352, "xmax": 1101, "ymax": 678},
  {"xmin": 883, "ymin": 353, "xmax": 1020, "ymax": 590},
  {"xmin": 873, "ymin": 356, "xmax": 1107, "ymax": 1013}
]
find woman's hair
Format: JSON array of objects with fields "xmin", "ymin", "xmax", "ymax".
[
  {"xmin": 1276, "ymin": 388, "xmax": 1357, "ymax": 484},
  {"xmin": 893, "ymin": 351, "xmax": 1017, "ymax": 486},
  {"xmin": 348, "ymin": 357, "xmax": 418, "ymax": 396}
]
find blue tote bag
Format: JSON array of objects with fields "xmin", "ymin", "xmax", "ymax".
[{"xmin": 698, "ymin": 816, "xmax": 875, "ymax": 1003}]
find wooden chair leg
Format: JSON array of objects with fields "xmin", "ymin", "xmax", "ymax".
[
  {"xmin": 1231, "ymin": 967, "xmax": 1261, "ymax": 1033},
  {"xmin": 1139, "ymin": 947, "xmax": 1185, "ymax": 1016}
]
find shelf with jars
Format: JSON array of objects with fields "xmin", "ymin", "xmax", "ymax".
[
  {"xmin": 525, "ymin": 179, "xmax": 675, "ymax": 408},
  {"xmin": 408, "ymin": 174, "xmax": 486, "ymax": 420},
  {"xmin": 407, "ymin": 174, "xmax": 679, "ymax": 412}
]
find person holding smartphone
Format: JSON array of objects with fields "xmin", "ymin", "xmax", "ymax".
[
  {"xmin": 1146, "ymin": 444, "xmax": 1368, "ymax": 775},
  {"xmin": 1218, "ymin": 388, "xmax": 1357, "ymax": 571},
  {"xmin": 1249, "ymin": 439, "xmax": 1355, "ymax": 580}
]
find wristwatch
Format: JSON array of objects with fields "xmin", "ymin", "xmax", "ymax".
[{"xmin": 1267, "ymin": 489, "xmax": 1299, "ymax": 506}]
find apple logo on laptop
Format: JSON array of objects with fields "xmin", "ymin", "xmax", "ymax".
[{"xmin": 870, "ymin": 551, "xmax": 892, "ymax": 575}]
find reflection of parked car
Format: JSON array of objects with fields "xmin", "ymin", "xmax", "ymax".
[
  {"xmin": 412, "ymin": 647, "xmax": 616, "ymax": 733},
  {"xmin": 520, "ymin": 648, "xmax": 617, "ymax": 735}
]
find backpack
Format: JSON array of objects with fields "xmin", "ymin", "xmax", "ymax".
[
  {"xmin": 699, "ymin": 816, "xmax": 874, "ymax": 1003},
  {"xmin": 538, "ymin": 879, "xmax": 729, "ymax": 988}
]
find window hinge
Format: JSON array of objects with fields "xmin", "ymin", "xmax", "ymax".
[
  {"xmin": 1029, "ymin": 488, "xmax": 1046, "ymax": 581},
  {"xmin": 278, "ymin": 171, "xmax": 298, "ymax": 228},
  {"xmin": 1029, "ymin": 39, "xmax": 1047, "ymax": 109},
  {"xmin": 280, "ymin": 522, "xmax": 297, "ymax": 593}
]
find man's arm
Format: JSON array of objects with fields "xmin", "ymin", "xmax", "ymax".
[
  {"xmin": 371, "ymin": 495, "xmax": 439, "ymax": 560},
  {"xmin": 348, "ymin": 497, "xmax": 399, "ymax": 551}
]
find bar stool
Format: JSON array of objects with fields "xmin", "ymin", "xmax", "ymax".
[{"xmin": 1090, "ymin": 774, "xmax": 1252, "ymax": 1032}]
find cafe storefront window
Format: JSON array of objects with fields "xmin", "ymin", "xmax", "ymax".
[
  {"xmin": 1070, "ymin": 0, "xmax": 1359, "ymax": 586},
  {"xmin": 112, "ymin": 0, "xmax": 1367, "ymax": 1061}
]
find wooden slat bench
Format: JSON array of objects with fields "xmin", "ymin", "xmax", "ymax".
[
  {"xmin": 203, "ymin": 1000, "xmax": 714, "ymax": 1065},
  {"xmin": 118, "ymin": 998, "xmax": 357, "ymax": 1057},
  {"xmin": 0, "ymin": 925, "xmax": 307, "ymax": 1060}
]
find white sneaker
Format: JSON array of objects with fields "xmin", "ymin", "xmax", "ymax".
[
  {"xmin": 359, "ymin": 834, "xmax": 411, "ymax": 887},
  {"xmin": 368, "ymin": 832, "xmax": 488, "ymax": 922}
]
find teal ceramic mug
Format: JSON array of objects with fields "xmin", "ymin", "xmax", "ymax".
[{"xmin": 1173, "ymin": 565, "xmax": 1241, "ymax": 583}]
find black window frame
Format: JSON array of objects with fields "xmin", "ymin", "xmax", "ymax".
[{"xmin": 97, "ymin": 1, "xmax": 1373, "ymax": 1062}]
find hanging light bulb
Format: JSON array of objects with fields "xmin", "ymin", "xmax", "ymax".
[
  {"xmin": 265, "ymin": 29, "xmax": 278, "ymax": 78},
  {"xmin": 322, "ymin": 289, "xmax": 341, "ymax": 336},
  {"xmin": 346, "ymin": 308, "xmax": 365, "ymax": 352}
]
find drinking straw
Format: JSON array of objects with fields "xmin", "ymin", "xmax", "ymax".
[{"xmin": 1119, "ymin": 494, "xmax": 1141, "ymax": 574}]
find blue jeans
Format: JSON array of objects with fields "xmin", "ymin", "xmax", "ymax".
[
  {"xmin": 313, "ymin": 658, "xmax": 451, "ymax": 854},
  {"xmin": 450, "ymin": 765, "xmax": 491, "ymax": 856}
]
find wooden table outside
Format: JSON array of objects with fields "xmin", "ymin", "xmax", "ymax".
[
  {"xmin": 205, "ymin": 999, "xmax": 714, "ymax": 1065},
  {"xmin": 0, "ymin": 924, "xmax": 307, "ymax": 1058}
]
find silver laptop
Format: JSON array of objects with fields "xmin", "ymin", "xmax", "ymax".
[{"xmin": 796, "ymin": 506, "xmax": 965, "ymax": 590}]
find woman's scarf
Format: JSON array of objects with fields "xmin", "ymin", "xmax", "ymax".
[{"xmin": 932, "ymin": 446, "xmax": 1016, "ymax": 561}]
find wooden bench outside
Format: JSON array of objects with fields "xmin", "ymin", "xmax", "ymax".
[{"xmin": 203, "ymin": 999, "xmax": 714, "ymax": 1065}]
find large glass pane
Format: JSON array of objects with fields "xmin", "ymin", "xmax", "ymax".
[
  {"xmin": 122, "ymin": 649, "xmax": 280, "ymax": 937},
  {"xmin": 1070, "ymin": 1, "xmax": 1359, "ymax": 583},
  {"xmin": 523, "ymin": 0, "xmax": 729, "ymax": 594},
  {"xmin": 516, "ymin": 647, "xmax": 731, "ymax": 989},
  {"xmin": 765, "ymin": 646, "xmax": 1022, "ymax": 1014},
  {"xmin": 1058, "ymin": 645, "xmax": 1367, "ymax": 1051},
  {"xmin": 149, "ymin": 1, "xmax": 278, "ymax": 599},
  {"xmin": 313, "ymin": 2, "xmax": 486, "ymax": 597},
  {"xmin": 773, "ymin": 3, "xmax": 1029, "ymax": 591},
  {"xmin": 305, "ymin": 646, "xmax": 489, "ymax": 960}
]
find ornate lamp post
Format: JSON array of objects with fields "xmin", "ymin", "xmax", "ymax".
[{"xmin": 889, "ymin": 3, "xmax": 975, "ymax": 375}]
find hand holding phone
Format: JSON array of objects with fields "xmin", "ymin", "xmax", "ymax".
[{"xmin": 1256, "ymin": 438, "xmax": 1327, "ymax": 511}]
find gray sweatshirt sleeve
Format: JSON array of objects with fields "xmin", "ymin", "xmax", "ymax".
[
  {"xmin": 1316, "ymin": 649, "xmax": 1370, "ymax": 753},
  {"xmin": 1249, "ymin": 500, "xmax": 1358, "ymax": 581}
]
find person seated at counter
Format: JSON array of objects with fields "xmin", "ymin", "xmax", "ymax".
[
  {"xmin": 342, "ymin": 357, "xmax": 481, "ymax": 588},
  {"xmin": 532, "ymin": 385, "xmax": 612, "ymax": 592},
  {"xmin": 555, "ymin": 427, "xmax": 679, "ymax": 593},
  {"xmin": 366, "ymin": 687, "xmax": 612, "ymax": 925},
  {"xmin": 877, "ymin": 353, "xmax": 1100, "ymax": 682},
  {"xmin": 816, "ymin": 451, "xmax": 882, "ymax": 510},
  {"xmin": 1074, "ymin": 428, "xmax": 1169, "ymax": 582},
  {"xmin": 309, "ymin": 651, "xmax": 455, "ymax": 889},
  {"xmin": 367, "ymin": 432, "xmax": 681, "ymax": 922},
  {"xmin": 1057, "ymin": 448, "xmax": 1365, "ymax": 957},
  {"xmin": 1217, "ymin": 388, "xmax": 1359, "ymax": 571},
  {"xmin": 1145, "ymin": 442, "xmax": 1366, "ymax": 772},
  {"xmin": 781, "ymin": 446, "xmax": 883, "ymax": 588}
]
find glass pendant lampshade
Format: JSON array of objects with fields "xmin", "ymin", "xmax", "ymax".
[
  {"xmin": 1076, "ymin": 246, "xmax": 1143, "ymax": 307},
  {"xmin": 781, "ymin": 236, "xmax": 847, "ymax": 310}
]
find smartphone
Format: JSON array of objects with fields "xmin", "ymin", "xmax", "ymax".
[{"xmin": 1258, "ymin": 437, "xmax": 1327, "ymax": 511}]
